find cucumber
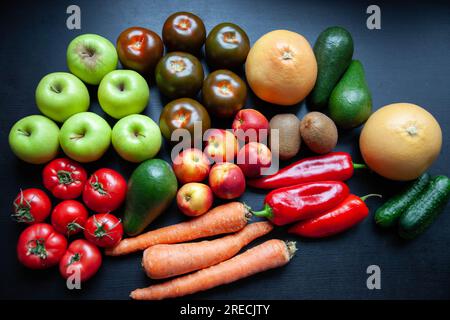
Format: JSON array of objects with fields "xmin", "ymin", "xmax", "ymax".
[
  {"xmin": 374, "ymin": 173, "xmax": 430, "ymax": 227},
  {"xmin": 399, "ymin": 175, "xmax": 450, "ymax": 239}
]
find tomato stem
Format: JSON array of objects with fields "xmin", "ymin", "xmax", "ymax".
[
  {"xmin": 68, "ymin": 253, "xmax": 81, "ymax": 266},
  {"xmin": 91, "ymin": 175, "xmax": 109, "ymax": 196},
  {"xmin": 57, "ymin": 170, "xmax": 74, "ymax": 185},
  {"xmin": 27, "ymin": 239, "xmax": 47, "ymax": 259},
  {"xmin": 11, "ymin": 189, "xmax": 34, "ymax": 223}
]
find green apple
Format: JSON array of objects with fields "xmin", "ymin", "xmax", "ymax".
[
  {"xmin": 8, "ymin": 115, "xmax": 60, "ymax": 164},
  {"xmin": 112, "ymin": 114, "xmax": 161, "ymax": 162},
  {"xmin": 66, "ymin": 34, "xmax": 118, "ymax": 85},
  {"xmin": 59, "ymin": 112, "xmax": 111, "ymax": 162},
  {"xmin": 35, "ymin": 72, "xmax": 90, "ymax": 122},
  {"xmin": 98, "ymin": 70, "xmax": 150, "ymax": 119}
]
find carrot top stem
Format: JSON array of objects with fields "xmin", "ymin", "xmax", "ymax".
[
  {"xmin": 286, "ymin": 241, "xmax": 297, "ymax": 259},
  {"xmin": 360, "ymin": 194, "xmax": 382, "ymax": 202},
  {"xmin": 243, "ymin": 203, "xmax": 253, "ymax": 220},
  {"xmin": 250, "ymin": 204, "xmax": 273, "ymax": 219}
]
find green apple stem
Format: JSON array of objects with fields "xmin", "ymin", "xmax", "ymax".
[
  {"xmin": 50, "ymin": 84, "xmax": 62, "ymax": 94},
  {"xmin": 17, "ymin": 129, "xmax": 31, "ymax": 137}
]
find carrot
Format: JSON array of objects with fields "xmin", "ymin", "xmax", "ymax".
[
  {"xmin": 105, "ymin": 202, "xmax": 250, "ymax": 256},
  {"xmin": 130, "ymin": 239, "xmax": 297, "ymax": 300},
  {"xmin": 142, "ymin": 221, "xmax": 273, "ymax": 279}
]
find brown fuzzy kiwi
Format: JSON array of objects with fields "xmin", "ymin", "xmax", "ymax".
[
  {"xmin": 300, "ymin": 112, "xmax": 338, "ymax": 154},
  {"xmin": 269, "ymin": 114, "xmax": 301, "ymax": 160}
]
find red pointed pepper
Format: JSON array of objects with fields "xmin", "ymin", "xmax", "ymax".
[
  {"xmin": 288, "ymin": 194, "xmax": 381, "ymax": 238},
  {"xmin": 251, "ymin": 181, "xmax": 350, "ymax": 225},
  {"xmin": 247, "ymin": 152, "xmax": 366, "ymax": 190}
]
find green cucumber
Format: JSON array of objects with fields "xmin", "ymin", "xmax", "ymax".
[
  {"xmin": 375, "ymin": 173, "xmax": 430, "ymax": 228},
  {"xmin": 399, "ymin": 175, "xmax": 450, "ymax": 239}
]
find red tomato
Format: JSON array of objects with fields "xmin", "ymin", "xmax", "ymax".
[
  {"xmin": 12, "ymin": 188, "xmax": 51, "ymax": 224},
  {"xmin": 43, "ymin": 158, "xmax": 87, "ymax": 200},
  {"xmin": 83, "ymin": 169, "xmax": 127, "ymax": 213},
  {"xmin": 51, "ymin": 200, "xmax": 88, "ymax": 237},
  {"xmin": 17, "ymin": 223, "xmax": 67, "ymax": 269},
  {"xmin": 59, "ymin": 239, "xmax": 102, "ymax": 282},
  {"xmin": 84, "ymin": 213, "xmax": 123, "ymax": 248}
]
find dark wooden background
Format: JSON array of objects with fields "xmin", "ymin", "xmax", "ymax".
[{"xmin": 0, "ymin": 0, "xmax": 449, "ymax": 299}]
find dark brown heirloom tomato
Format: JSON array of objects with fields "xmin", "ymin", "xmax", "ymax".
[
  {"xmin": 202, "ymin": 70, "xmax": 247, "ymax": 118},
  {"xmin": 116, "ymin": 27, "xmax": 164, "ymax": 74},
  {"xmin": 162, "ymin": 12, "xmax": 206, "ymax": 54},
  {"xmin": 159, "ymin": 98, "xmax": 211, "ymax": 143},
  {"xmin": 205, "ymin": 23, "xmax": 250, "ymax": 70},
  {"xmin": 155, "ymin": 52, "xmax": 204, "ymax": 99}
]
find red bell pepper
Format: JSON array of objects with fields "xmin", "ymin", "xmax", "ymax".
[
  {"xmin": 288, "ymin": 194, "xmax": 381, "ymax": 238},
  {"xmin": 251, "ymin": 181, "xmax": 350, "ymax": 225},
  {"xmin": 42, "ymin": 158, "xmax": 87, "ymax": 200},
  {"xmin": 247, "ymin": 152, "xmax": 366, "ymax": 189}
]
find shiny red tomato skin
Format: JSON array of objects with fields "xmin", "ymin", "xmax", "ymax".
[
  {"xmin": 12, "ymin": 188, "xmax": 51, "ymax": 224},
  {"xmin": 43, "ymin": 158, "xmax": 87, "ymax": 200},
  {"xmin": 17, "ymin": 223, "xmax": 67, "ymax": 269},
  {"xmin": 116, "ymin": 26, "xmax": 164, "ymax": 74},
  {"xmin": 59, "ymin": 239, "xmax": 102, "ymax": 282},
  {"xmin": 82, "ymin": 169, "xmax": 127, "ymax": 213},
  {"xmin": 84, "ymin": 213, "xmax": 123, "ymax": 248},
  {"xmin": 51, "ymin": 200, "xmax": 89, "ymax": 236}
]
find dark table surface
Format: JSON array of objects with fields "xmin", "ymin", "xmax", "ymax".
[{"xmin": 1, "ymin": 0, "xmax": 449, "ymax": 300}]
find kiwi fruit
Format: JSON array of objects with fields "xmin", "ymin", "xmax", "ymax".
[
  {"xmin": 300, "ymin": 112, "xmax": 338, "ymax": 154},
  {"xmin": 269, "ymin": 114, "xmax": 301, "ymax": 160}
]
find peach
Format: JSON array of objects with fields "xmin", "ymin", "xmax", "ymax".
[
  {"xmin": 232, "ymin": 109, "xmax": 269, "ymax": 143},
  {"xmin": 172, "ymin": 148, "xmax": 210, "ymax": 185},
  {"xmin": 237, "ymin": 142, "xmax": 272, "ymax": 178},
  {"xmin": 209, "ymin": 162, "xmax": 246, "ymax": 199},
  {"xmin": 204, "ymin": 129, "xmax": 238, "ymax": 163},
  {"xmin": 176, "ymin": 182, "xmax": 214, "ymax": 216}
]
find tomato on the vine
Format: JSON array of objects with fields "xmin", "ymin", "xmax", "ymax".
[
  {"xmin": 59, "ymin": 239, "xmax": 102, "ymax": 282},
  {"xmin": 17, "ymin": 223, "xmax": 67, "ymax": 269},
  {"xmin": 83, "ymin": 168, "xmax": 127, "ymax": 213},
  {"xmin": 51, "ymin": 200, "xmax": 88, "ymax": 237},
  {"xmin": 43, "ymin": 158, "xmax": 87, "ymax": 200},
  {"xmin": 12, "ymin": 188, "xmax": 51, "ymax": 224},
  {"xmin": 84, "ymin": 213, "xmax": 123, "ymax": 248}
]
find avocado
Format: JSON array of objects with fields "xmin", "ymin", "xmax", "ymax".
[
  {"xmin": 123, "ymin": 158, "xmax": 178, "ymax": 236},
  {"xmin": 308, "ymin": 26, "xmax": 354, "ymax": 110},
  {"xmin": 328, "ymin": 60, "xmax": 372, "ymax": 129}
]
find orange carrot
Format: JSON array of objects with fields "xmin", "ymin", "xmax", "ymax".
[
  {"xmin": 142, "ymin": 221, "xmax": 273, "ymax": 279},
  {"xmin": 130, "ymin": 239, "xmax": 297, "ymax": 300},
  {"xmin": 106, "ymin": 202, "xmax": 250, "ymax": 256}
]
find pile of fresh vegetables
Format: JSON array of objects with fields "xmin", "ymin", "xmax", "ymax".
[{"xmin": 7, "ymin": 11, "xmax": 449, "ymax": 300}]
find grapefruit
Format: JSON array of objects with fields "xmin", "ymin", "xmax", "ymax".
[
  {"xmin": 245, "ymin": 30, "xmax": 317, "ymax": 106},
  {"xmin": 359, "ymin": 103, "xmax": 442, "ymax": 181}
]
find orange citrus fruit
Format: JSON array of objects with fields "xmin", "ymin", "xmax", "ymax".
[
  {"xmin": 359, "ymin": 103, "xmax": 442, "ymax": 181},
  {"xmin": 245, "ymin": 30, "xmax": 317, "ymax": 105}
]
